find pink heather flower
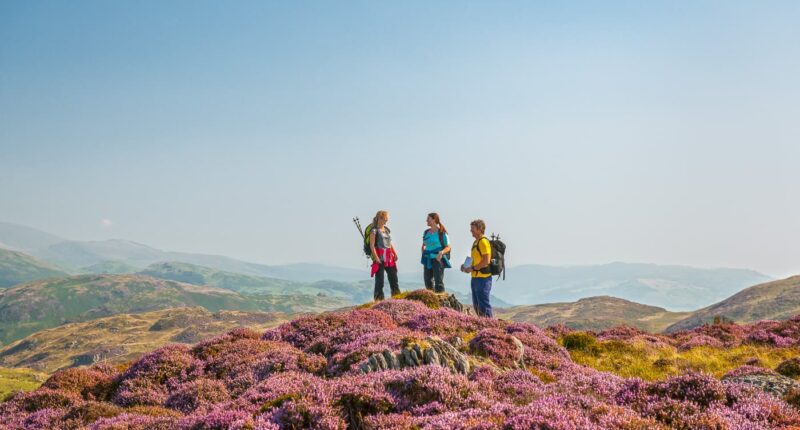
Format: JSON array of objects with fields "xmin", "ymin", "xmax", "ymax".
[{"xmin": 371, "ymin": 299, "xmax": 433, "ymax": 325}]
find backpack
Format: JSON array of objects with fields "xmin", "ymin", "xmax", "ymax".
[
  {"xmin": 363, "ymin": 224, "xmax": 391, "ymax": 257},
  {"xmin": 475, "ymin": 235, "xmax": 506, "ymax": 280}
]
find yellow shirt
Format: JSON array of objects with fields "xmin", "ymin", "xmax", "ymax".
[{"xmin": 471, "ymin": 237, "xmax": 492, "ymax": 278}]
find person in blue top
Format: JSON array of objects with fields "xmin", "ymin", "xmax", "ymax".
[{"xmin": 421, "ymin": 212, "xmax": 452, "ymax": 293}]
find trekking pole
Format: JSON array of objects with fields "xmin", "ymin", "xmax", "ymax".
[{"xmin": 353, "ymin": 217, "xmax": 365, "ymax": 240}]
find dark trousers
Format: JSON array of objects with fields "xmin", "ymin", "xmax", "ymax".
[
  {"xmin": 374, "ymin": 264, "xmax": 400, "ymax": 301},
  {"xmin": 423, "ymin": 259, "xmax": 445, "ymax": 293},
  {"xmin": 470, "ymin": 276, "xmax": 493, "ymax": 317}
]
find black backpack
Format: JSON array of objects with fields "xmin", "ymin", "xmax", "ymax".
[{"xmin": 475, "ymin": 235, "xmax": 506, "ymax": 280}]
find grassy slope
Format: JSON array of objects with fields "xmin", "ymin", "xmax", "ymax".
[
  {"xmin": 0, "ymin": 307, "xmax": 290, "ymax": 373},
  {"xmin": 0, "ymin": 274, "xmax": 349, "ymax": 345},
  {"xmin": 0, "ymin": 249, "xmax": 68, "ymax": 288},
  {"xmin": 666, "ymin": 275, "xmax": 800, "ymax": 332},
  {"xmin": 496, "ymin": 296, "xmax": 691, "ymax": 332},
  {"xmin": 564, "ymin": 336, "xmax": 800, "ymax": 381},
  {"xmin": 0, "ymin": 367, "xmax": 48, "ymax": 400}
]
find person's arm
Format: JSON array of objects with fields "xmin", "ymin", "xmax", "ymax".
[
  {"xmin": 370, "ymin": 231, "xmax": 379, "ymax": 262},
  {"xmin": 391, "ymin": 244, "xmax": 398, "ymax": 261},
  {"xmin": 437, "ymin": 234, "xmax": 451, "ymax": 260}
]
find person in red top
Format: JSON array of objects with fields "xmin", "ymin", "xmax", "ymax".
[{"xmin": 369, "ymin": 210, "xmax": 400, "ymax": 301}]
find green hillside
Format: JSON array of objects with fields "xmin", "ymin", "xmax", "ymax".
[
  {"xmin": 0, "ymin": 249, "xmax": 68, "ymax": 288},
  {"xmin": 666, "ymin": 275, "xmax": 800, "ymax": 332},
  {"xmin": 138, "ymin": 261, "xmax": 304, "ymax": 293},
  {"xmin": 0, "ymin": 274, "xmax": 349, "ymax": 345},
  {"xmin": 80, "ymin": 260, "xmax": 139, "ymax": 274},
  {"xmin": 496, "ymin": 295, "xmax": 690, "ymax": 332},
  {"xmin": 139, "ymin": 261, "xmax": 374, "ymax": 301}
]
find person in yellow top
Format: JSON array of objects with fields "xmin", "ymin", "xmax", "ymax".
[{"xmin": 461, "ymin": 219, "xmax": 494, "ymax": 317}]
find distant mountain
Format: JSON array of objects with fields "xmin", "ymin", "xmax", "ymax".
[
  {"xmin": 495, "ymin": 296, "xmax": 690, "ymax": 332},
  {"xmin": 80, "ymin": 260, "xmax": 140, "ymax": 274},
  {"xmin": 0, "ymin": 307, "xmax": 289, "ymax": 373},
  {"xmin": 0, "ymin": 249, "xmax": 68, "ymax": 288},
  {"xmin": 29, "ymin": 236, "xmax": 368, "ymax": 282},
  {"xmin": 138, "ymin": 261, "xmax": 306, "ymax": 293},
  {"xmin": 0, "ymin": 222, "xmax": 64, "ymax": 253},
  {"xmin": 497, "ymin": 262, "xmax": 771, "ymax": 310},
  {"xmin": 665, "ymin": 275, "xmax": 800, "ymax": 333},
  {"xmin": 0, "ymin": 274, "xmax": 349, "ymax": 345}
]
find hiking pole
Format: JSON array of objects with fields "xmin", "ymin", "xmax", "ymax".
[{"xmin": 353, "ymin": 217, "xmax": 364, "ymax": 240}]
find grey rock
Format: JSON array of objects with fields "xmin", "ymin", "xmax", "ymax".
[
  {"xmin": 383, "ymin": 349, "xmax": 400, "ymax": 369},
  {"xmin": 511, "ymin": 335, "xmax": 526, "ymax": 368},
  {"xmin": 722, "ymin": 374, "xmax": 799, "ymax": 397},
  {"xmin": 375, "ymin": 352, "xmax": 388, "ymax": 370}
]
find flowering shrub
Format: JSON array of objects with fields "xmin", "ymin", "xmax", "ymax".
[
  {"xmin": 776, "ymin": 357, "xmax": 800, "ymax": 378},
  {"xmin": 4, "ymin": 291, "xmax": 800, "ymax": 429},
  {"xmin": 469, "ymin": 329, "xmax": 523, "ymax": 368},
  {"xmin": 676, "ymin": 334, "xmax": 723, "ymax": 351},
  {"xmin": 371, "ymin": 299, "xmax": 432, "ymax": 325},
  {"xmin": 404, "ymin": 307, "xmax": 505, "ymax": 337}
]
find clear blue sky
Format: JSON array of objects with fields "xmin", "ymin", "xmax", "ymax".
[{"xmin": 1, "ymin": 1, "xmax": 798, "ymax": 277}]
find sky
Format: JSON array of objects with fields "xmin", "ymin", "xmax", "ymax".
[{"xmin": 1, "ymin": 1, "xmax": 798, "ymax": 278}]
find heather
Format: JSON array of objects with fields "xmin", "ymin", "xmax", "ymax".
[{"xmin": 3, "ymin": 292, "xmax": 800, "ymax": 429}]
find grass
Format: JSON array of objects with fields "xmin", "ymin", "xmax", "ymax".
[
  {"xmin": 0, "ymin": 367, "xmax": 47, "ymax": 400},
  {"xmin": 564, "ymin": 333, "xmax": 800, "ymax": 380}
]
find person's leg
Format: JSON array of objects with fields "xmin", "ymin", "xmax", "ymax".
[
  {"xmin": 423, "ymin": 264, "xmax": 434, "ymax": 290},
  {"xmin": 477, "ymin": 277, "xmax": 493, "ymax": 317},
  {"xmin": 432, "ymin": 259, "xmax": 444, "ymax": 293},
  {"xmin": 374, "ymin": 264, "xmax": 386, "ymax": 301},
  {"xmin": 470, "ymin": 278, "xmax": 480, "ymax": 315},
  {"xmin": 387, "ymin": 265, "xmax": 401, "ymax": 296}
]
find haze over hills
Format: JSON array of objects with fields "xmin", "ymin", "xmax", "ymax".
[
  {"xmin": 0, "ymin": 307, "xmax": 289, "ymax": 373},
  {"xmin": 666, "ymin": 275, "xmax": 800, "ymax": 333},
  {"xmin": 495, "ymin": 262, "xmax": 771, "ymax": 310},
  {"xmin": 495, "ymin": 296, "xmax": 691, "ymax": 332},
  {"xmin": 0, "ymin": 274, "xmax": 350, "ymax": 345},
  {"xmin": 0, "ymin": 222, "xmax": 64, "ymax": 253},
  {"xmin": 0, "ymin": 249, "xmax": 68, "ymax": 288}
]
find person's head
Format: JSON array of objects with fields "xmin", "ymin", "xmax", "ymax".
[
  {"xmin": 470, "ymin": 219, "xmax": 486, "ymax": 239},
  {"xmin": 373, "ymin": 210, "xmax": 389, "ymax": 227},
  {"xmin": 426, "ymin": 212, "xmax": 447, "ymax": 233}
]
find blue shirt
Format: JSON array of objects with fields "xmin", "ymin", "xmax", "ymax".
[
  {"xmin": 423, "ymin": 230, "xmax": 449, "ymax": 252},
  {"xmin": 421, "ymin": 229, "xmax": 451, "ymax": 269}
]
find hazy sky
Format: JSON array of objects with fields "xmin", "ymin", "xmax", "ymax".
[{"xmin": 1, "ymin": 1, "xmax": 798, "ymax": 277}]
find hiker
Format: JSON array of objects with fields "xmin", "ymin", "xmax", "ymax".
[
  {"xmin": 462, "ymin": 219, "xmax": 493, "ymax": 317},
  {"xmin": 369, "ymin": 210, "xmax": 400, "ymax": 300},
  {"xmin": 421, "ymin": 212, "xmax": 451, "ymax": 293}
]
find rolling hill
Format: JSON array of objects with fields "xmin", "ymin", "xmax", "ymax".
[
  {"xmin": 665, "ymin": 275, "xmax": 800, "ymax": 333},
  {"xmin": 0, "ymin": 222, "xmax": 64, "ymax": 253},
  {"xmin": 496, "ymin": 262, "xmax": 770, "ymax": 310},
  {"xmin": 0, "ymin": 274, "xmax": 349, "ymax": 345},
  {"xmin": 495, "ymin": 295, "xmax": 691, "ymax": 332},
  {"xmin": 30, "ymin": 237, "xmax": 367, "ymax": 281},
  {"xmin": 0, "ymin": 307, "xmax": 289, "ymax": 373},
  {"xmin": 137, "ymin": 261, "xmax": 306, "ymax": 293},
  {"xmin": 0, "ymin": 249, "xmax": 68, "ymax": 288},
  {"xmin": 79, "ymin": 260, "xmax": 140, "ymax": 274}
]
